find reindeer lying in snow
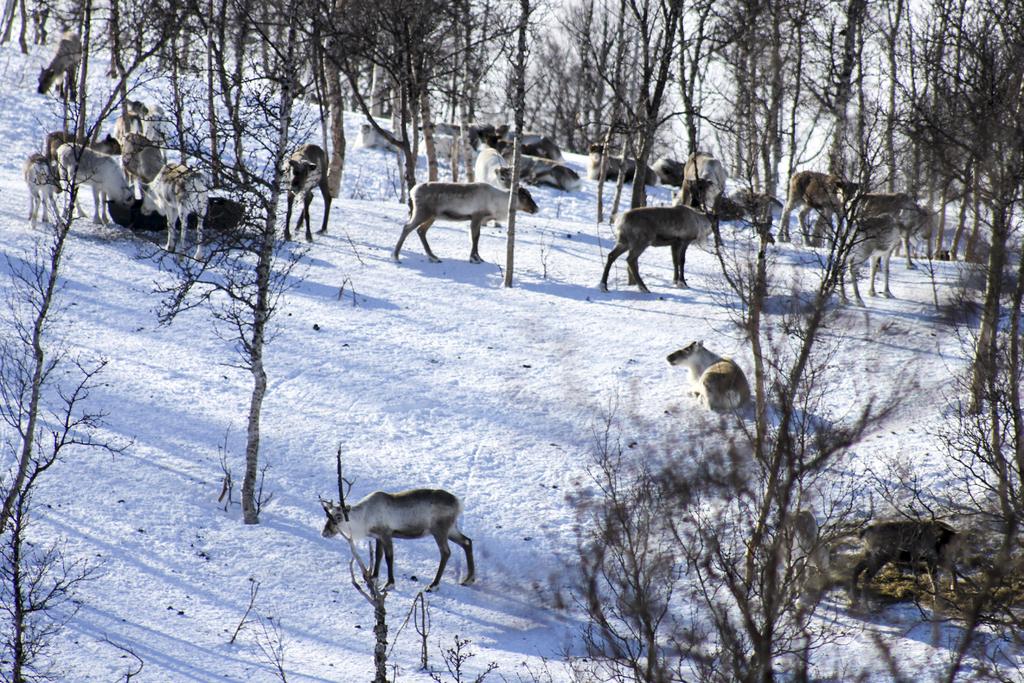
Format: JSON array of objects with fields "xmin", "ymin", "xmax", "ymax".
[
  {"xmin": 666, "ymin": 341, "xmax": 750, "ymax": 412},
  {"xmin": 320, "ymin": 489, "xmax": 475, "ymax": 590},
  {"xmin": 393, "ymin": 181, "xmax": 539, "ymax": 263}
]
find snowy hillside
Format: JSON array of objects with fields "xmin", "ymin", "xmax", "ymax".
[{"xmin": 0, "ymin": 42, "xmax": 991, "ymax": 682}]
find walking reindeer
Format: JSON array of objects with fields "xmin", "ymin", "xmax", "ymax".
[{"xmin": 320, "ymin": 455, "xmax": 474, "ymax": 591}]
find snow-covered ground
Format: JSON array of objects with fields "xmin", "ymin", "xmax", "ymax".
[{"xmin": 0, "ymin": 43, "xmax": 997, "ymax": 681}]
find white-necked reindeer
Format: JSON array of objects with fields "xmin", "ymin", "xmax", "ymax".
[
  {"xmin": 142, "ymin": 163, "xmax": 209, "ymax": 259},
  {"xmin": 320, "ymin": 488, "xmax": 475, "ymax": 590},
  {"xmin": 284, "ymin": 144, "xmax": 332, "ymax": 242},
  {"xmin": 23, "ymin": 153, "xmax": 61, "ymax": 227},
  {"xmin": 55, "ymin": 143, "xmax": 132, "ymax": 224},
  {"xmin": 666, "ymin": 341, "xmax": 751, "ymax": 412}
]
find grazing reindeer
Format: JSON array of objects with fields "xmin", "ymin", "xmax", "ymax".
[
  {"xmin": 37, "ymin": 30, "xmax": 81, "ymax": 98},
  {"xmin": 121, "ymin": 133, "xmax": 165, "ymax": 201},
  {"xmin": 680, "ymin": 152, "xmax": 727, "ymax": 213},
  {"xmin": 666, "ymin": 341, "xmax": 750, "ymax": 412},
  {"xmin": 284, "ymin": 144, "xmax": 332, "ymax": 242},
  {"xmin": 320, "ymin": 489, "xmax": 475, "ymax": 590},
  {"xmin": 600, "ymin": 203, "xmax": 713, "ymax": 292},
  {"xmin": 778, "ymin": 171, "xmax": 856, "ymax": 245},
  {"xmin": 851, "ymin": 519, "xmax": 960, "ymax": 601},
  {"xmin": 23, "ymin": 153, "xmax": 61, "ymax": 228},
  {"xmin": 142, "ymin": 163, "xmax": 209, "ymax": 259},
  {"xmin": 393, "ymin": 182, "xmax": 539, "ymax": 263},
  {"xmin": 55, "ymin": 143, "xmax": 133, "ymax": 224}
]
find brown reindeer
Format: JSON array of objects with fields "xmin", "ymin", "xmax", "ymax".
[{"xmin": 284, "ymin": 144, "xmax": 332, "ymax": 242}]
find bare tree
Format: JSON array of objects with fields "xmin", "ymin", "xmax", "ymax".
[{"xmin": 157, "ymin": 1, "xmax": 306, "ymax": 525}]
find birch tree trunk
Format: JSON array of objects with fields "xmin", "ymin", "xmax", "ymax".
[{"xmin": 504, "ymin": 0, "xmax": 530, "ymax": 288}]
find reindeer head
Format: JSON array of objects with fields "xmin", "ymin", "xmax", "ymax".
[
  {"xmin": 319, "ymin": 498, "xmax": 352, "ymax": 539},
  {"xmin": 515, "ymin": 187, "xmax": 540, "ymax": 214},
  {"xmin": 287, "ymin": 159, "xmax": 318, "ymax": 193},
  {"xmin": 667, "ymin": 341, "xmax": 703, "ymax": 366}
]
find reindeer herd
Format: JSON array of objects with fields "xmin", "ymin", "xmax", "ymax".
[{"xmin": 23, "ymin": 31, "xmax": 961, "ymax": 605}]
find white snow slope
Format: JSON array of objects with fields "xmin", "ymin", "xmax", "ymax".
[{"xmin": 0, "ymin": 43, "xmax": 1007, "ymax": 681}]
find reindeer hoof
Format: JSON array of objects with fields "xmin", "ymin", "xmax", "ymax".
[
  {"xmin": 460, "ymin": 576, "xmax": 475, "ymax": 586},
  {"xmin": 674, "ymin": 280, "xmax": 688, "ymax": 289},
  {"xmin": 884, "ymin": 292, "xmax": 895, "ymax": 299},
  {"xmin": 425, "ymin": 583, "xmax": 440, "ymax": 593},
  {"xmin": 599, "ymin": 283, "xmax": 609, "ymax": 292},
  {"xmin": 428, "ymin": 256, "xmax": 442, "ymax": 264},
  {"xmin": 317, "ymin": 228, "xmax": 327, "ymax": 234},
  {"xmin": 470, "ymin": 256, "xmax": 483, "ymax": 264}
]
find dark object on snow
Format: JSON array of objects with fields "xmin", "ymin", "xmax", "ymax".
[{"xmin": 107, "ymin": 196, "xmax": 244, "ymax": 236}]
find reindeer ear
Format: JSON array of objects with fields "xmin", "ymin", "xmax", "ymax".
[{"xmin": 320, "ymin": 499, "xmax": 332, "ymax": 513}]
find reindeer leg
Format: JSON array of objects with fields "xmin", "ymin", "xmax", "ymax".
[
  {"xmin": 904, "ymin": 231, "xmax": 916, "ymax": 269},
  {"xmin": 600, "ymin": 244, "xmax": 628, "ymax": 291},
  {"xmin": 380, "ymin": 535, "xmax": 395, "ymax": 588},
  {"xmin": 778, "ymin": 201, "xmax": 793, "ymax": 242},
  {"xmin": 283, "ymin": 192, "xmax": 295, "ymax": 241},
  {"xmin": 849, "ymin": 258, "xmax": 865, "ymax": 307},
  {"xmin": 165, "ymin": 208, "xmax": 179, "ymax": 252},
  {"xmin": 427, "ymin": 535, "xmax": 452, "ymax": 591},
  {"xmin": 626, "ymin": 249, "xmax": 649, "ymax": 293},
  {"xmin": 468, "ymin": 217, "xmax": 484, "ymax": 263},
  {"xmin": 28, "ymin": 192, "xmax": 37, "ymax": 227},
  {"xmin": 449, "ymin": 529, "xmax": 475, "ymax": 585},
  {"xmin": 883, "ymin": 250, "xmax": 895, "ymax": 298},
  {"xmin": 416, "ymin": 219, "xmax": 440, "ymax": 263},
  {"xmin": 868, "ymin": 255, "xmax": 880, "ymax": 297},
  {"xmin": 677, "ymin": 239, "xmax": 692, "ymax": 288},
  {"xmin": 91, "ymin": 187, "xmax": 103, "ymax": 223},
  {"xmin": 317, "ymin": 184, "xmax": 331, "ymax": 234},
  {"xmin": 302, "ymin": 193, "xmax": 314, "ymax": 242},
  {"xmin": 798, "ymin": 205, "xmax": 812, "ymax": 245},
  {"xmin": 371, "ymin": 539, "xmax": 383, "ymax": 579}
]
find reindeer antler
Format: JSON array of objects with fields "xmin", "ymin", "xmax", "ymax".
[{"xmin": 336, "ymin": 444, "xmax": 351, "ymax": 522}]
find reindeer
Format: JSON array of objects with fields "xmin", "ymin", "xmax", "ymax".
[
  {"xmin": 513, "ymin": 154, "xmax": 581, "ymax": 192},
  {"xmin": 284, "ymin": 144, "xmax": 332, "ymax": 242},
  {"xmin": 320, "ymin": 489, "xmax": 475, "ymax": 590},
  {"xmin": 37, "ymin": 30, "xmax": 81, "ymax": 98},
  {"xmin": 55, "ymin": 143, "xmax": 133, "ymax": 224},
  {"xmin": 355, "ymin": 123, "xmax": 397, "ymax": 151},
  {"xmin": 679, "ymin": 152, "xmax": 727, "ymax": 212},
  {"xmin": 778, "ymin": 171, "xmax": 856, "ymax": 246},
  {"xmin": 121, "ymin": 133, "xmax": 165, "ymax": 201},
  {"xmin": 23, "ymin": 153, "xmax": 61, "ymax": 228},
  {"xmin": 599, "ymin": 203, "xmax": 713, "ymax": 292},
  {"xmin": 393, "ymin": 182, "xmax": 539, "ymax": 263},
  {"xmin": 666, "ymin": 341, "xmax": 750, "ymax": 412},
  {"xmin": 850, "ymin": 519, "xmax": 960, "ymax": 602},
  {"xmin": 474, "ymin": 147, "xmax": 510, "ymax": 189},
  {"xmin": 113, "ymin": 111, "xmax": 144, "ymax": 147},
  {"xmin": 652, "ymin": 157, "xmax": 685, "ymax": 187},
  {"xmin": 841, "ymin": 193, "xmax": 927, "ymax": 306},
  {"xmin": 587, "ymin": 144, "xmax": 659, "ymax": 186},
  {"xmin": 45, "ymin": 131, "xmax": 120, "ymax": 160},
  {"xmin": 141, "ymin": 163, "xmax": 209, "ymax": 259}
]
